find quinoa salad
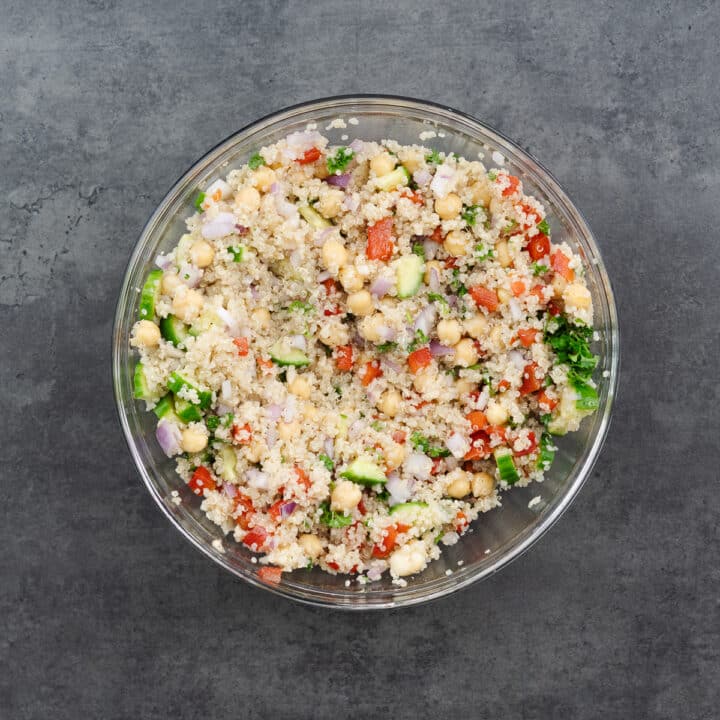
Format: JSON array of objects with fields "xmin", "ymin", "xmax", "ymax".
[{"xmin": 130, "ymin": 129, "xmax": 600, "ymax": 585}]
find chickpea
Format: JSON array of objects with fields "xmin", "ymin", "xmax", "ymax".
[
  {"xmin": 563, "ymin": 283, "xmax": 592, "ymax": 310},
  {"xmin": 161, "ymin": 272, "xmax": 182, "ymax": 296},
  {"xmin": 347, "ymin": 289, "xmax": 373, "ymax": 316},
  {"xmin": 413, "ymin": 368, "xmax": 437, "ymax": 395},
  {"xmin": 445, "ymin": 469, "xmax": 471, "ymax": 498},
  {"xmin": 331, "ymin": 480, "xmax": 362, "ymax": 512},
  {"xmin": 359, "ymin": 313, "xmax": 389, "ymax": 344},
  {"xmin": 321, "ymin": 239, "xmax": 348, "ymax": 272},
  {"xmin": 424, "ymin": 260, "xmax": 443, "ymax": 285},
  {"xmin": 317, "ymin": 189, "xmax": 345, "ymax": 219},
  {"xmin": 385, "ymin": 442, "xmax": 407, "ymax": 470},
  {"xmin": 453, "ymin": 338, "xmax": 479, "ymax": 367},
  {"xmin": 339, "ymin": 265, "xmax": 364, "ymax": 293},
  {"xmin": 443, "ymin": 229, "xmax": 470, "ymax": 256},
  {"xmin": 488, "ymin": 325, "xmax": 505, "ymax": 350},
  {"xmin": 435, "ymin": 193, "xmax": 462, "ymax": 220},
  {"xmin": 250, "ymin": 307, "xmax": 272, "ymax": 332},
  {"xmin": 389, "ymin": 540, "xmax": 427, "ymax": 577},
  {"xmin": 377, "ymin": 389, "xmax": 402, "ymax": 418},
  {"xmin": 370, "ymin": 151, "xmax": 396, "ymax": 177},
  {"xmin": 298, "ymin": 533, "xmax": 324, "ymax": 559},
  {"xmin": 400, "ymin": 151, "xmax": 422, "ymax": 173},
  {"xmin": 464, "ymin": 314, "xmax": 488, "ymax": 340},
  {"xmin": 455, "ymin": 377, "xmax": 475, "ymax": 396},
  {"xmin": 497, "ymin": 288, "xmax": 511, "ymax": 305},
  {"xmin": 189, "ymin": 240, "xmax": 215, "ymax": 268},
  {"xmin": 252, "ymin": 166, "xmax": 276, "ymax": 192},
  {"xmin": 318, "ymin": 319, "xmax": 349, "ymax": 347},
  {"xmin": 131, "ymin": 320, "xmax": 161, "ymax": 347},
  {"xmin": 181, "ymin": 427, "xmax": 208, "ymax": 454},
  {"xmin": 243, "ymin": 439, "xmax": 266, "ymax": 464},
  {"xmin": 470, "ymin": 181, "xmax": 493, "ymax": 206},
  {"xmin": 172, "ymin": 288, "xmax": 204, "ymax": 323},
  {"xmin": 235, "ymin": 186, "xmax": 261, "ymax": 211},
  {"xmin": 437, "ymin": 318, "xmax": 463, "ymax": 346},
  {"xmin": 302, "ymin": 402, "xmax": 320, "ymax": 421},
  {"xmin": 552, "ymin": 274, "xmax": 567, "ymax": 299},
  {"xmin": 278, "ymin": 419, "xmax": 300, "ymax": 441},
  {"xmin": 485, "ymin": 400, "xmax": 508, "ymax": 426},
  {"xmin": 495, "ymin": 240, "xmax": 512, "ymax": 268},
  {"xmin": 288, "ymin": 375, "xmax": 312, "ymax": 399},
  {"xmin": 472, "ymin": 471, "xmax": 495, "ymax": 498}
]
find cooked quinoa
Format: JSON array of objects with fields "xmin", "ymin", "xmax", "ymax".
[{"xmin": 130, "ymin": 130, "xmax": 600, "ymax": 584}]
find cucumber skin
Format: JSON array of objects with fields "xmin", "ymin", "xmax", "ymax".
[
  {"xmin": 375, "ymin": 166, "xmax": 411, "ymax": 191},
  {"xmin": 160, "ymin": 315, "xmax": 191, "ymax": 348},
  {"xmin": 268, "ymin": 341, "xmax": 310, "ymax": 367},
  {"xmin": 389, "ymin": 501, "xmax": 429, "ymax": 515},
  {"xmin": 133, "ymin": 363, "xmax": 151, "ymax": 400},
  {"xmin": 174, "ymin": 396, "xmax": 203, "ymax": 423},
  {"xmin": 396, "ymin": 254, "xmax": 424, "ymax": 298},
  {"xmin": 138, "ymin": 269, "xmax": 163, "ymax": 320},
  {"xmin": 167, "ymin": 372, "xmax": 212, "ymax": 409},
  {"xmin": 299, "ymin": 205, "xmax": 332, "ymax": 229},
  {"xmin": 153, "ymin": 394, "xmax": 174, "ymax": 419},
  {"xmin": 340, "ymin": 459, "xmax": 387, "ymax": 485}
]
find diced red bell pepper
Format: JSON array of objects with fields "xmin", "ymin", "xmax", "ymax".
[
  {"xmin": 517, "ymin": 328, "xmax": 539, "ymax": 348},
  {"xmin": 551, "ymin": 250, "xmax": 575, "ymax": 281},
  {"xmin": 233, "ymin": 336, "xmax": 249, "ymax": 356},
  {"xmin": 293, "ymin": 465, "xmax": 311, "ymax": 490},
  {"xmin": 496, "ymin": 379, "xmax": 511, "ymax": 393},
  {"xmin": 547, "ymin": 299, "xmax": 562, "ymax": 316},
  {"xmin": 323, "ymin": 305, "xmax": 342, "ymax": 316},
  {"xmin": 258, "ymin": 566, "xmax": 283, "ymax": 583},
  {"xmin": 527, "ymin": 233, "xmax": 550, "ymax": 260},
  {"xmin": 464, "ymin": 431, "xmax": 492, "ymax": 460},
  {"xmin": 430, "ymin": 226, "xmax": 445, "ymax": 243},
  {"xmin": 268, "ymin": 499, "xmax": 285, "ymax": 522},
  {"xmin": 511, "ymin": 280, "xmax": 526, "ymax": 297},
  {"xmin": 537, "ymin": 389, "xmax": 558, "ymax": 411},
  {"xmin": 321, "ymin": 277, "xmax": 340, "ymax": 295},
  {"xmin": 455, "ymin": 510, "xmax": 469, "ymax": 531},
  {"xmin": 530, "ymin": 284, "xmax": 547, "ymax": 304},
  {"xmin": 469, "ymin": 285, "xmax": 499, "ymax": 312},
  {"xmin": 400, "ymin": 189, "xmax": 424, "ymax": 205},
  {"xmin": 407, "ymin": 347, "xmax": 432, "ymax": 374},
  {"xmin": 519, "ymin": 362, "xmax": 544, "ymax": 395},
  {"xmin": 335, "ymin": 344, "xmax": 354, "ymax": 371},
  {"xmin": 392, "ymin": 430, "xmax": 407, "ymax": 444},
  {"xmin": 243, "ymin": 525, "xmax": 268, "ymax": 551},
  {"xmin": 366, "ymin": 217, "xmax": 395, "ymax": 261},
  {"xmin": 501, "ymin": 174, "xmax": 521, "ymax": 197},
  {"xmin": 466, "ymin": 410, "xmax": 488, "ymax": 432},
  {"xmin": 372, "ymin": 524, "xmax": 399, "ymax": 558},
  {"xmin": 297, "ymin": 147, "xmax": 321, "ymax": 164},
  {"xmin": 231, "ymin": 422, "xmax": 252, "ymax": 445},
  {"xmin": 361, "ymin": 360, "xmax": 383, "ymax": 387},
  {"xmin": 513, "ymin": 431, "xmax": 538, "ymax": 457},
  {"xmin": 188, "ymin": 466, "xmax": 216, "ymax": 496}
]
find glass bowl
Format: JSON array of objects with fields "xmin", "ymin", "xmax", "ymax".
[{"xmin": 112, "ymin": 95, "xmax": 619, "ymax": 609}]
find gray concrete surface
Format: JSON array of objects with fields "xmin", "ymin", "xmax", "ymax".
[{"xmin": 2, "ymin": 1, "xmax": 718, "ymax": 718}]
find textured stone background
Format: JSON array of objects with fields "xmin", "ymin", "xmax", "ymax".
[{"xmin": 2, "ymin": 1, "xmax": 718, "ymax": 718}]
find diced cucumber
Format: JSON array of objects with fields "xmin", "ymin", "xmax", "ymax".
[
  {"xmin": 536, "ymin": 433, "xmax": 555, "ymax": 470},
  {"xmin": 138, "ymin": 269, "xmax": 163, "ymax": 320},
  {"xmin": 228, "ymin": 245, "xmax": 244, "ymax": 262},
  {"xmin": 375, "ymin": 166, "xmax": 411, "ymax": 192},
  {"xmin": 494, "ymin": 448, "xmax": 520, "ymax": 485},
  {"xmin": 160, "ymin": 314, "xmax": 191, "ymax": 348},
  {"xmin": 299, "ymin": 205, "xmax": 332, "ymax": 229},
  {"xmin": 269, "ymin": 339, "xmax": 310, "ymax": 367},
  {"xmin": 133, "ymin": 362, "xmax": 153, "ymax": 400},
  {"xmin": 153, "ymin": 394, "xmax": 174, "ymax": 419},
  {"xmin": 218, "ymin": 444, "xmax": 237, "ymax": 483},
  {"xmin": 340, "ymin": 458, "xmax": 387, "ymax": 485},
  {"xmin": 396, "ymin": 254, "xmax": 425, "ymax": 298},
  {"xmin": 547, "ymin": 417, "xmax": 568, "ymax": 436},
  {"xmin": 167, "ymin": 372, "xmax": 212, "ymax": 409},
  {"xmin": 573, "ymin": 379, "xmax": 599, "ymax": 410},
  {"xmin": 174, "ymin": 396, "xmax": 203, "ymax": 423},
  {"xmin": 389, "ymin": 501, "xmax": 430, "ymax": 525}
]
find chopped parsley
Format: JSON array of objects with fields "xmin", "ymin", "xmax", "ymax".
[
  {"xmin": 532, "ymin": 262, "xmax": 549, "ymax": 276},
  {"xmin": 487, "ymin": 170, "xmax": 498, "ymax": 181},
  {"xmin": 370, "ymin": 420, "xmax": 384, "ymax": 431},
  {"xmin": 205, "ymin": 415, "xmax": 220, "ymax": 432},
  {"xmin": 318, "ymin": 453, "xmax": 334, "ymax": 471},
  {"xmin": 319, "ymin": 502, "xmax": 353, "ymax": 528},
  {"xmin": 537, "ymin": 219, "xmax": 550, "ymax": 235},
  {"xmin": 222, "ymin": 413, "xmax": 234, "ymax": 428},
  {"xmin": 428, "ymin": 292, "xmax": 449, "ymax": 311},
  {"xmin": 327, "ymin": 147, "xmax": 354, "ymax": 174},
  {"xmin": 407, "ymin": 329, "xmax": 428, "ymax": 352},
  {"xmin": 461, "ymin": 204, "xmax": 481, "ymax": 226},
  {"xmin": 228, "ymin": 245, "xmax": 244, "ymax": 262},
  {"xmin": 412, "ymin": 242, "xmax": 426, "ymax": 259},
  {"xmin": 410, "ymin": 431, "xmax": 450, "ymax": 458},
  {"xmin": 248, "ymin": 152, "xmax": 266, "ymax": 170},
  {"xmin": 287, "ymin": 299, "xmax": 314, "ymax": 313},
  {"xmin": 475, "ymin": 244, "xmax": 494, "ymax": 261},
  {"xmin": 425, "ymin": 150, "xmax": 442, "ymax": 165},
  {"xmin": 194, "ymin": 192, "xmax": 206, "ymax": 211},
  {"xmin": 450, "ymin": 270, "xmax": 468, "ymax": 296},
  {"xmin": 377, "ymin": 341, "xmax": 398, "ymax": 353}
]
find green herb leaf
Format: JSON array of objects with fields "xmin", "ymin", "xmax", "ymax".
[
  {"xmin": 287, "ymin": 300, "xmax": 315, "ymax": 313},
  {"xmin": 228, "ymin": 245, "xmax": 244, "ymax": 262},
  {"xmin": 407, "ymin": 329, "xmax": 429, "ymax": 352},
  {"xmin": 410, "ymin": 431, "xmax": 450, "ymax": 458},
  {"xmin": 544, "ymin": 315, "xmax": 599, "ymax": 383},
  {"xmin": 377, "ymin": 341, "xmax": 398, "ymax": 353},
  {"xmin": 318, "ymin": 453, "xmax": 334, "ymax": 471},
  {"xmin": 319, "ymin": 502, "xmax": 353, "ymax": 528},
  {"xmin": 462, "ymin": 204, "xmax": 481, "ymax": 226},
  {"xmin": 205, "ymin": 415, "xmax": 220, "ymax": 432},
  {"xmin": 487, "ymin": 170, "xmax": 498, "ymax": 181},
  {"xmin": 194, "ymin": 192, "xmax": 206, "ymax": 211},
  {"xmin": 412, "ymin": 242, "xmax": 426, "ymax": 259},
  {"xmin": 248, "ymin": 152, "xmax": 265, "ymax": 170},
  {"xmin": 327, "ymin": 147, "xmax": 354, "ymax": 174},
  {"xmin": 537, "ymin": 219, "xmax": 550, "ymax": 235},
  {"xmin": 370, "ymin": 420, "xmax": 384, "ymax": 431},
  {"xmin": 531, "ymin": 262, "xmax": 548, "ymax": 276},
  {"xmin": 222, "ymin": 413, "xmax": 235, "ymax": 428},
  {"xmin": 428, "ymin": 292, "xmax": 449, "ymax": 311},
  {"xmin": 474, "ymin": 244, "xmax": 494, "ymax": 261},
  {"xmin": 425, "ymin": 150, "xmax": 442, "ymax": 165}
]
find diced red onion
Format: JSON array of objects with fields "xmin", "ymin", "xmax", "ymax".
[
  {"xmin": 508, "ymin": 298, "xmax": 524, "ymax": 321},
  {"xmin": 326, "ymin": 172, "xmax": 351, "ymax": 188},
  {"xmin": 216, "ymin": 306, "xmax": 240, "ymax": 337},
  {"xmin": 275, "ymin": 192, "xmax": 298, "ymax": 219},
  {"xmin": 367, "ymin": 566, "xmax": 383, "ymax": 582},
  {"xmin": 223, "ymin": 483, "xmax": 237, "ymax": 499},
  {"xmin": 266, "ymin": 426, "xmax": 278, "ymax": 449},
  {"xmin": 413, "ymin": 169, "xmax": 432, "ymax": 186},
  {"xmin": 383, "ymin": 358, "xmax": 401, "ymax": 373},
  {"xmin": 156, "ymin": 419, "xmax": 182, "ymax": 457},
  {"xmin": 378, "ymin": 325, "xmax": 397, "ymax": 342},
  {"xmin": 178, "ymin": 262, "xmax": 202, "ymax": 289},
  {"xmin": 280, "ymin": 501, "xmax": 297, "ymax": 519},
  {"xmin": 365, "ymin": 383, "xmax": 382, "ymax": 405},
  {"xmin": 430, "ymin": 167, "xmax": 456, "ymax": 198},
  {"xmin": 508, "ymin": 349, "xmax": 526, "ymax": 370},
  {"xmin": 269, "ymin": 182, "xmax": 280, "ymax": 194},
  {"xmin": 413, "ymin": 305, "xmax": 436, "ymax": 337},
  {"xmin": 370, "ymin": 276, "xmax": 393, "ymax": 298},
  {"xmin": 266, "ymin": 403, "xmax": 283, "ymax": 421},
  {"xmin": 249, "ymin": 284, "xmax": 260, "ymax": 301},
  {"xmin": 323, "ymin": 437, "xmax": 334, "ymax": 459},
  {"xmin": 349, "ymin": 139, "xmax": 364, "ymax": 153},
  {"xmin": 216, "ymin": 402, "xmax": 233, "ymax": 416},
  {"xmin": 235, "ymin": 224, "xmax": 248, "ymax": 235},
  {"xmin": 446, "ymin": 433, "xmax": 470, "ymax": 459},
  {"xmin": 342, "ymin": 194, "xmax": 359, "ymax": 212},
  {"xmin": 423, "ymin": 239, "xmax": 438, "ymax": 262},
  {"xmin": 386, "ymin": 472, "xmax": 412, "ymax": 505},
  {"xmin": 246, "ymin": 468, "xmax": 268, "ymax": 490},
  {"xmin": 427, "ymin": 264, "xmax": 440, "ymax": 289},
  {"xmin": 289, "ymin": 334, "xmax": 306, "ymax": 351},
  {"xmin": 349, "ymin": 420, "xmax": 364, "ymax": 437},
  {"xmin": 404, "ymin": 452, "xmax": 432, "ymax": 481},
  {"xmin": 282, "ymin": 396, "xmax": 297, "ymax": 422},
  {"xmin": 447, "ymin": 294, "xmax": 458, "ymax": 308},
  {"xmin": 476, "ymin": 387, "xmax": 489, "ymax": 411},
  {"xmin": 202, "ymin": 212, "xmax": 237, "ymax": 239},
  {"xmin": 155, "ymin": 253, "xmax": 173, "ymax": 271},
  {"xmin": 429, "ymin": 339, "xmax": 454, "ymax": 357}
]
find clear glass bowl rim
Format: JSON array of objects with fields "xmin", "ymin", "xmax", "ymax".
[{"xmin": 112, "ymin": 94, "xmax": 620, "ymax": 610}]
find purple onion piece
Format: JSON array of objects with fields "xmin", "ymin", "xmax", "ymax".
[
  {"xmin": 325, "ymin": 172, "xmax": 351, "ymax": 188},
  {"xmin": 280, "ymin": 501, "xmax": 297, "ymax": 519},
  {"xmin": 413, "ymin": 305, "xmax": 437, "ymax": 336},
  {"xmin": 156, "ymin": 419, "xmax": 182, "ymax": 457},
  {"xmin": 323, "ymin": 437, "xmax": 334, "ymax": 459},
  {"xmin": 423, "ymin": 238, "xmax": 438, "ymax": 261},
  {"xmin": 370, "ymin": 276, "xmax": 393, "ymax": 298},
  {"xmin": 234, "ymin": 224, "xmax": 248, "ymax": 235},
  {"xmin": 428, "ymin": 266, "xmax": 440, "ymax": 290},
  {"xmin": 349, "ymin": 138, "xmax": 364, "ymax": 153},
  {"xmin": 429, "ymin": 339, "xmax": 455, "ymax": 357}
]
